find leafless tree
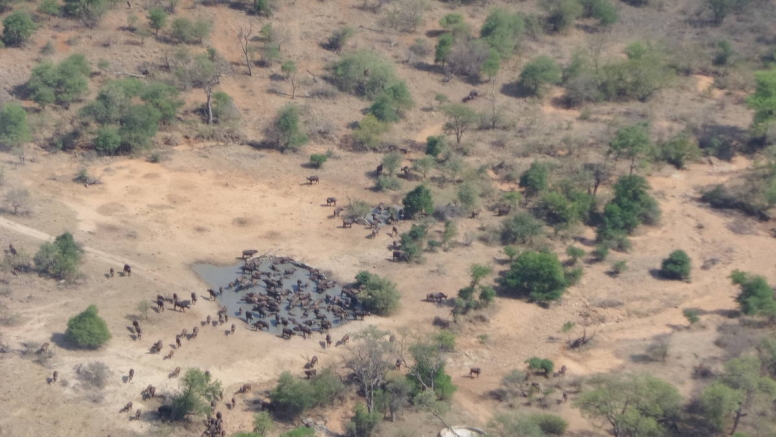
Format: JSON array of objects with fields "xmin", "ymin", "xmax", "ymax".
[
  {"xmin": 447, "ymin": 38, "xmax": 491, "ymax": 80},
  {"xmin": 237, "ymin": 26, "xmax": 254, "ymax": 76},
  {"xmin": 587, "ymin": 29, "xmax": 612, "ymax": 74},
  {"xmin": 344, "ymin": 326, "xmax": 396, "ymax": 413},
  {"xmin": 5, "ymin": 188, "xmax": 30, "ymax": 215}
]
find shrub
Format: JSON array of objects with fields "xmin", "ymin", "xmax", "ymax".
[
  {"xmin": 597, "ymin": 175, "xmax": 660, "ymax": 243},
  {"xmin": 683, "ymin": 308, "xmax": 700, "ymax": 324},
  {"xmin": 26, "ymin": 54, "xmax": 90, "ymax": 108},
  {"xmin": 660, "ymin": 250, "xmax": 691, "ymax": 280},
  {"xmin": 327, "ymin": 50, "xmax": 398, "ymax": 99},
  {"xmin": 253, "ymin": 0, "xmax": 275, "ymax": 16},
  {"xmin": 352, "ymin": 115, "xmax": 389, "ymax": 150},
  {"xmin": 592, "ymin": 244, "xmax": 609, "ymax": 261},
  {"xmin": 66, "ymin": 305, "xmax": 111, "ymax": 348},
  {"xmin": 425, "ymin": 135, "xmax": 447, "ymax": 157},
  {"xmin": 566, "ymin": 246, "xmax": 585, "ymax": 264},
  {"xmin": 360, "ymin": 273, "xmax": 401, "ymax": 315},
  {"xmin": 660, "ymin": 132, "xmax": 700, "ymax": 169},
  {"xmin": 270, "ymin": 371, "xmax": 316, "ymax": 420},
  {"xmin": 747, "ymin": 69, "xmax": 776, "ymax": 141},
  {"xmin": 609, "ymin": 122, "xmax": 651, "ymax": 174},
  {"xmin": 599, "ymin": 42, "xmax": 672, "ymax": 102},
  {"xmin": 171, "ymin": 17, "xmax": 210, "ymax": 44},
  {"xmin": 435, "ymin": 33, "xmax": 454, "ymax": 66},
  {"xmin": 281, "ymin": 428, "xmax": 315, "ymax": 437},
  {"xmin": 147, "ymin": 7, "xmax": 167, "ymax": 35},
  {"xmin": 34, "ymin": 231, "xmax": 84, "ymax": 280},
  {"xmin": 519, "ymin": 161, "xmax": 549, "ymax": 196},
  {"xmin": 2, "ymin": 11, "xmax": 36, "ymax": 47},
  {"xmin": 611, "ymin": 260, "xmax": 628, "ymax": 276},
  {"xmin": 580, "ymin": 0, "xmax": 617, "ymax": 26},
  {"xmin": 489, "ymin": 413, "xmax": 568, "ymax": 437},
  {"xmin": 64, "ymin": 0, "xmax": 108, "ymax": 27},
  {"xmin": 434, "ymin": 330, "xmax": 456, "ymax": 352},
  {"xmin": 310, "ymin": 367, "xmax": 347, "ymax": 405},
  {"xmin": 519, "ymin": 56, "xmax": 562, "ymax": 97},
  {"xmin": 525, "ymin": 357, "xmax": 554, "ymax": 376},
  {"xmin": 345, "ymin": 200, "xmax": 371, "ymax": 221},
  {"xmin": 272, "ymin": 105, "xmax": 307, "ymax": 152},
  {"xmin": 375, "ymin": 175, "xmax": 402, "ymax": 191},
  {"xmin": 166, "ymin": 369, "xmax": 223, "ymax": 421},
  {"xmin": 542, "ymin": 0, "xmax": 583, "ymax": 33},
  {"xmin": 346, "ymin": 403, "xmax": 381, "ymax": 437},
  {"xmin": 94, "ymin": 126, "xmax": 121, "ymax": 155},
  {"xmin": 0, "ymin": 103, "xmax": 31, "ymax": 148},
  {"xmin": 402, "ymin": 185, "xmax": 434, "ymax": 219},
  {"xmin": 381, "ymin": 151, "xmax": 403, "ymax": 176},
  {"xmin": 309, "ymin": 154, "xmax": 328, "ymax": 169},
  {"xmin": 75, "ymin": 361, "xmax": 111, "ymax": 388},
  {"xmin": 501, "ymin": 251, "xmax": 566, "ymax": 302},
  {"xmin": 252, "ymin": 411, "xmax": 274, "ymax": 435},
  {"xmin": 38, "ymin": 0, "xmax": 61, "ymax": 17},
  {"xmin": 500, "ymin": 212, "xmax": 544, "ymax": 245},
  {"xmin": 730, "ymin": 270, "xmax": 776, "ymax": 318},
  {"xmin": 326, "ymin": 26, "xmax": 355, "ymax": 52},
  {"xmin": 480, "ymin": 9, "xmax": 524, "ymax": 58}
]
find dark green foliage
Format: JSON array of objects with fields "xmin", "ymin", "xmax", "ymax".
[
  {"xmin": 368, "ymin": 96, "xmax": 399, "ymax": 123},
  {"xmin": 346, "ymin": 403, "xmax": 381, "ymax": 437},
  {"xmin": 64, "ymin": 0, "xmax": 107, "ymax": 27},
  {"xmin": 355, "ymin": 271, "xmax": 373, "ymax": 287},
  {"xmin": 525, "ymin": 357, "xmax": 554, "ymax": 376},
  {"xmin": 327, "ymin": 50, "xmax": 398, "ymax": 99},
  {"xmin": 273, "ymin": 105, "xmax": 307, "ymax": 152},
  {"xmin": 599, "ymin": 42, "xmax": 672, "ymax": 101},
  {"xmin": 399, "ymin": 224, "xmax": 428, "ymax": 262},
  {"xmin": 501, "ymin": 251, "xmax": 566, "ymax": 302},
  {"xmin": 500, "ymin": 212, "xmax": 544, "ymax": 245},
  {"xmin": 425, "ymin": 135, "xmax": 446, "ymax": 157},
  {"xmin": 713, "ymin": 40, "xmax": 733, "ymax": 66},
  {"xmin": 592, "ymin": 244, "xmax": 609, "ymax": 261},
  {"xmin": 0, "ymin": 103, "xmax": 31, "ymax": 148},
  {"xmin": 609, "ymin": 122, "xmax": 652, "ymax": 174},
  {"xmin": 94, "ymin": 126, "xmax": 121, "ymax": 155},
  {"xmin": 171, "ymin": 17, "xmax": 210, "ymax": 44},
  {"xmin": 2, "ymin": 11, "xmax": 36, "ymax": 47},
  {"xmin": 167, "ymin": 369, "xmax": 223, "ymax": 421},
  {"xmin": 253, "ymin": 0, "xmax": 274, "ymax": 16},
  {"xmin": 747, "ymin": 69, "xmax": 776, "ymax": 141},
  {"xmin": 730, "ymin": 270, "xmax": 776, "ymax": 318},
  {"xmin": 489, "ymin": 413, "xmax": 568, "ymax": 437},
  {"xmin": 519, "ymin": 162, "xmax": 550, "ymax": 196},
  {"xmin": 479, "ymin": 9, "xmax": 524, "ymax": 58},
  {"xmin": 519, "ymin": 56, "xmax": 562, "ymax": 97},
  {"xmin": 434, "ymin": 33, "xmax": 453, "ymax": 66},
  {"xmin": 402, "ymin": 185, "xmax": 434, "ymax": 219},
  {"xmin": 147, "ymin": 7, "xmax": 167, "ymax": 35},
  {"xmin": 360, "ymin": 273, "xmax": 401, "ymax": 315},
  {"xmin": 34, "ymin": 231, "xmax": 84, "ymax": 279},
  {"xmin": 280, "ymin": 428, "xmax": 315, "ymax": 437},
  {"xmin": 597, "ymin": 175, "xmax": 660, "ymax": 244},
  {"xmin": 38, "ymin": 0, "xmax": 61, "ymax": 17},
  {"xmin": 309, "ymin": 154, "xmax": 328, "ymax": 169},
  {"xmin": 535, "ymin": 186, "xmax": 592, "ymax": 229},
  {"xmin": 406, "ymin": 341, "xmax": 457, "ymax": 401},
  {"xmin": 66, "ymin": 305, "xmax": 111, "ymax": 348},
  {"xmin": 542, "ymin": 0, "xmax": 583, "ymax": 33},
  {"xmin": 26, "ymin": 54, "xmax": 90, "ymax": 108},
  {"xmin": 580, "ymin": 0, "xmax": 618, "ymax": 26},
  {"xmin": 659, "ymin": 131, "xmax": 700, "ymax": 169},
  {"xmin": 326, "ymin": 26, "xmax": 354, "ymax": 52},
  {"xmin": 269, "ymin": 371, "xmax": 316, "ymax": 420},
  {"xmin": 660, "ymin": 250, "xmax": 691, "ymax": 280}
]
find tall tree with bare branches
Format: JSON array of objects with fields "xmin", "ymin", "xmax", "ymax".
[{"xmin": 237, "ymin": 26, "xmax": 253, "ymax": 76}]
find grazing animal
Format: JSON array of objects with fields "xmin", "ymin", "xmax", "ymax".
[
  {"xmin": 120, "ymin": 402, "xmax": 133, "ymax": 413},
  {"xmin": 176, "ymin": 337, "xmax": 182, "ymax": 348},
  {"xmin": 136, "ymin": 326, "xmax": 142, "ymax": 340},
  {"xmin": 172, "ymin": 367, "xmax": 181, "ymax": 378},
  {"xmin": 144, "ymin": 385, "xmax": 156, "ymax": 398},
  {"xmin": 9, "ymin": 244, "xmax": 18, "ymax": 256},
  {"xmin": 333, "ymin": 207, "xmax": 343, "ymax": 217},
  {"xmin": 282, "ymin": 328, "xmax": 296, "ymax": 339},
  {"xmin": 132, "ymin": 320, "xmax": 140, "ymax": 331},
  {"xmin": 376, "ymin": 163, "xmax": 383, "ymax": 176},
  {"xmin": 151, "ymin": 340, "xmax": 163, "ymax": 354},
  {"xmin": 497, "ymin": 205, "xmax": 512, "ymax": 216},
  {"xmin": 174, "ymin": 299, "xmax": 189, "ymax": 312},
  {"xmin": 165, "ymin": 350, "xmax": 174, "ymax": 360},
  {"xmin": 239, "ymin": 384, "xmax": 252, "ymax": 394},
  {"xmin": 109, "ymin": 268, "xmax": 115, "ymax": 278},
  {"xmin": 371, "ymin": 227, "xmax": 380, "ymax": 238},
  {"xmin": 242, "ymin": 249, "xmax": 258, "ymax": 259},
  {"xmin": 392, "ymin": 226, "xmax": 398, "ymax": 236},
  {"xmin": 469, "ymin": 367, "xmax": 481, "ymax": 378},
  {"xmin": 392, "ymin": 251, "xmax": 405, "ymax": 262},
  {"xmin": 401, "ymin": 166, "xmax": 410, "ymax": 175},
  {"xmin": 562, "ymin": 392, "xmax": 568, "ymax": 403},
  {"xmin": 192, "ymin": 327, "xmax": 199, "ymax": 338},
  {"xmin": 310, "ymin": 356, "xmax": 318, "ymax": 368},
  {"xmin": 134, "ymin": 409, "xmax": 141, "ymax": 420},
  {"xmin": 123, "ymin": 264, "xmax": 132, "ymax": 276},
  {"xmin": 341, "ymin": 334, "xmax": 350, "ymax": 345},
  {"xmin": 230, "ymin": 324, "xmax": 236, "ymax": 335},
  {"xmin": 37, "ymin": 342, "xmax": 50, "ymax": 354},
  {"xmin": 191, "ymin": 292, "xmax": 197, "ymax": 304},
  {"xmin": 326, "ymin": 197, "xmax": 337, "ymax": 207},
  {"xmin": 307, "ymin": 175, "xmax": 320, "ymax": 185},
  {"xmin": 470, "ymin": 209, "xmax": 481, "ymax": 219},
  {"xmin": 128, "ymin": 368, "xmax": 134, "ymax": 382},
  {"xmin": 326, "ymin": 334, "xmax": 332, "ymax": 348},
  {"xmin": 342, "ymin": 218, "xmax": 354, "ymax": 228},
  {"xmin": 51, "ymin": 371, "xmax": 58, "ymax": 384},
  {"xmin": 156, "ymin": 298, "xmax": 165, "ymax": 312},
  {"xmin": 231, "ymin": 397, "xmax": 236, "ymax": 408},
  {"xmin": 304, "ymin": 369, "xmax": 317, "ymax": 379},
  {"xmin": 206, "ymin": 315, "xmax": 212, "ymax": 325},
  {"xmin": 396, "ymin": 359, "xmax": 402, "ymax": 370},
  {"xmin": 181, "ymin": 328, "xmax": 188, "ymax": 338}
]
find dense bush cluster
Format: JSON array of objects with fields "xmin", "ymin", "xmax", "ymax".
[
  {"xmin": 66, "ymin": 305, "xmax": 111, "ymax": 348},
  {"xmin": 354, "ymin": 271, "xmax": 401, "ymax": 315},
  {"xmin": 597, "ymin": 175, "xmax": 660, "ymax": 249},
  {"xmin": 269, "ymin": 369, "xmax": 346, "ymax": 420},
  {"xmin": 34, "ymin": 231, "xmax": 84, "ymax": 280},
  {"xmin": 25, "ymin": 55, "xmax": 90, "ymax": 109}
]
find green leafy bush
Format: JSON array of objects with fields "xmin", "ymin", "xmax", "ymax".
[
  {"xmin": 597, "ymin": 175, "xmax": 660, "ymax": 244},
  {"xmin": 519, "ymin": 56, "xmax": 562, "ymax": 97},
  {"xmin": 730, "ymin": 270, "xmax": 776, "ymax": 318},
  {"xmin": 501, "ymin": 251, "xmax": 566, "ymax": 302},
  {"xmin": 592, "ymin": 244, "xmax": 609, "ymax": 261},
  {"xmin": 425, "ymin": 135, "xmax": 447, "ymax": 157},
  {"xmin": 309, "ymin": 154, "xmax": 328, "ymax": 168},
  {"xmin": 542, "ymin": 0, "xmax": 583, "ymax": 33},
  {"xmin": 270, "ymin": 369, "xmax": 345, "ymax": 420},
  {"xmin": 352, "ymin": 115, "xmax": 389, "ymax": 150},
  {"xmin": 525, "ymin": 357, "xmax": 554, "ymax": 376},
  {"xmin": 402, "ymin": 185, "xmax": 434, "ymax": 219},
  {"xmin": 566, "ymin": 246, "xmax": 585, "ymax": 263},
  {"xmin": 66, "ymin": 305, "xmax": 111, "ymax": 348},
  {"xmin": 580, "ymin": 0, "xmax": 617, "ymax": 26},
  {"xmin": 660, "ymin": 250, "xmax": 691, "ymax": 280},
  {"xmin": 519, "ymin": 161, "xmax": 550, "ymax": 196},
  {"xmin": 0, "ymin": 102, "xmax": 31, "ymax": 148},
  {"xmin": 327, "ymin": 50, "xmax": 399, "ymax": 99},
  {"xmin": 272, "ymin": 105, "xmax": 307, "ymax": 152},
  {"xmin": 26, "ymin": 54, "xmax": 90, "ymax": 108},
  {"xmin": 501, "ymin": 212, "xmax": 544, "ymax": 245},
  {"xmin": 360, "ymin": 273, "xmax": 401, "ymax": 315},
  {"xmin": 34, "ymin": 231, "xmax": 84, "ymax": 279},
  {"xmin": 326, "ymin": 26, "xmax": 354, "ymax": 51},
  {"xmin": 166, "ymin": 369, "xmax": 223, "ymax": 421},
  {"xmin": 2, "ymin": 11, "xmax": 36, "ymax": 47},
  {"xmin": 171, "ymin": 17, "xmax": 210, "ymax": 44},
  {"xmin": 375, "ymin": 175, "xmax": 402, "ymax": 191},
  {"xmin": 479, "ymin": 9, "xmax": 524, "ymax": 58},
  {"xmin": 346, "ymin": 403, "xmax": 381, "ymax": 437}
]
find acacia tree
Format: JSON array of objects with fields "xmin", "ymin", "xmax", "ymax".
[
  {"xmin": 345, "ymin": 327, "xmax": 395, "ymax": 413},
  {"xmin": 237, "ymin": 26, "xmax": 253, "ymax": 76},
  {"xmin": 609, "ymin": 122, "xmax": 651, "ymax": 175},
  {"xmin": 441, "ymin": 104, "xmax": 477, "ymax": 144},
  {"xmin": 281, "ymin": 61, "xmax": 298, "ymax": 99},
  {"xmin": 5, "ymin": 188, "xmax": 30, "ymax": 215}
]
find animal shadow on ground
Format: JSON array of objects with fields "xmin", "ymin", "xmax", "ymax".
[
  {"xmin": 50, "ymin": 332, "xmax": 72, "ymax": 350},
  {"xmin": 318, "ymin": 341, "xmax": 327, "ymax": 350},
  {"xmin": 122, "ymin": 375, "xmax": 129, "ymax": 383},
  {"xmin": 47, "ymin": 377, "xmax": 56, "ymax": 384}
]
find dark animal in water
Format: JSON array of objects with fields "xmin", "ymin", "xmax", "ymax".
[
  {"xmin": 282, "ymin": 328, "xmax": 296, "ymax": 339},
  {"xmin": 307, "ymin": 175, "xmax": 320, "ymax": 185},
  {"xmin": 123, "ymin": 264, "xmax": 132, "ymax": 276},
  {"xmin": 120, "ymin": 402, "xmax": 133, "ymax": 413},
  {"xmin": 304, "ymin": 369, "xmax": 317, "ymax": 379},
  {"xmin": 128, "ymin": 368, "xmax": 134, "ymax": 382},
  {"xmin": 253, "ymin": 320, "xmax": 269, "ymax": 330},
  {"xmin": 469, "ymin": 367, "xmax": 481, "ymax": 378},
  {"xmin": 208, "ymin": 289, "xmax": 217, "ymax": 300},
  {"xmin": 326, "ymin": 197, "xmax": 337, "ymax": 206},
  {"xmin": 242, "ymin": 249, "xmax": 258, "ymax": 259}
]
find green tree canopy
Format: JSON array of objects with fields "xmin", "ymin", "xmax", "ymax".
[
  {"xmin": 327, "ymin": 50, "xmax": 399, "ymax": 99},
  {"xmin": 34, "ymin": 231, "xmax": 84, "ymax": 279},
  {"xmin": 597, "ymin": 174, "xmax": 660, "ymax": 243},
  {"xmin": 519, "ymin": 161, "xmax": 550, "ymax": 196},
  {"xmin": 64, "ymin": 0, "xmax": 108, "ymax": 27},
  {"xmin": 66, "ymin": 305, "xmax": 111, "ymax": 348},
  {"xmin": 500, "ymin": 251, "xmax": 566, "ymax": 303},
  {"xmin": 434, "ymin": 33, "xmax": 454, "ymax": 66},
  {"xmin": 747, "ymin": 69, "xmax": 776, "ymax": 141},
  {"xmin": 0, "ymin": 103, "xmax": 31, "ymax": 148},
  {"xmin": 500, "ymin": 212, "xmax": 544, "ymax": 245},
  {"xmin": 730, "ymin": 270, "xmax": 776, "ymax": 318},
  {"xmin": 609, "ymin": 122, "xmax": 652, "ymax": 174},
  {"xmin": 360, "ymin": 273, "xmax": 401, "ymax": 315},
  {"xmin": 147, "ymin": 7, "xmax": 168, "ymax": 35},
  {"xmin": 542, "ymin": 0, "xmax": 583, "ymax": 33},
  {"xmin": 402, "ymin": 185, "xmax": 434, "ymax": 219},
  {"xmin": 2, "ymin": 11, "xmax": 36, "ymax": 47},
  {"xmin": 272, "ymin": 104, "xmax": 308, "ymax": 152},
  {"xmin": 479, "ymin": 9, "xmax": 524, "ymax": 58},
  {"xmin": 441, "ymin": 103, "xmax": 477, "ymax": 144},
  {"xmin": 26, "ymin": 54, "xmax": 90, "ymax": 108},
  {"xmin": 519, "ymin": 56, "xmax": 562, "ymax": 97},
  {"xmin": 660, "ymin": 250, "xmax": 691, "ymax": 280},
  {"xmin": 166, "ymin": 369, "xmax": 223, "ymax": 421},
  {"xmin": 574, "ymin": 374, "xmax": 682, "ymax": 437}
]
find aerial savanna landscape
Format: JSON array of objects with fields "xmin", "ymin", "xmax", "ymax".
[{"xmin": 1, "ymin": 0, "xmax": 776, "ymax": 435}]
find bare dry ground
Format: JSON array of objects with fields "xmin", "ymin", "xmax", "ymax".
[{"xmin": 2, "ymin": 0, "xmax": 776, "ymax": 435}]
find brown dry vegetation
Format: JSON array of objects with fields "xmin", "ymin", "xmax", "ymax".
[{"xmin": 2, "ymin": 0, "xmax": 776, "ymax": 436}]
